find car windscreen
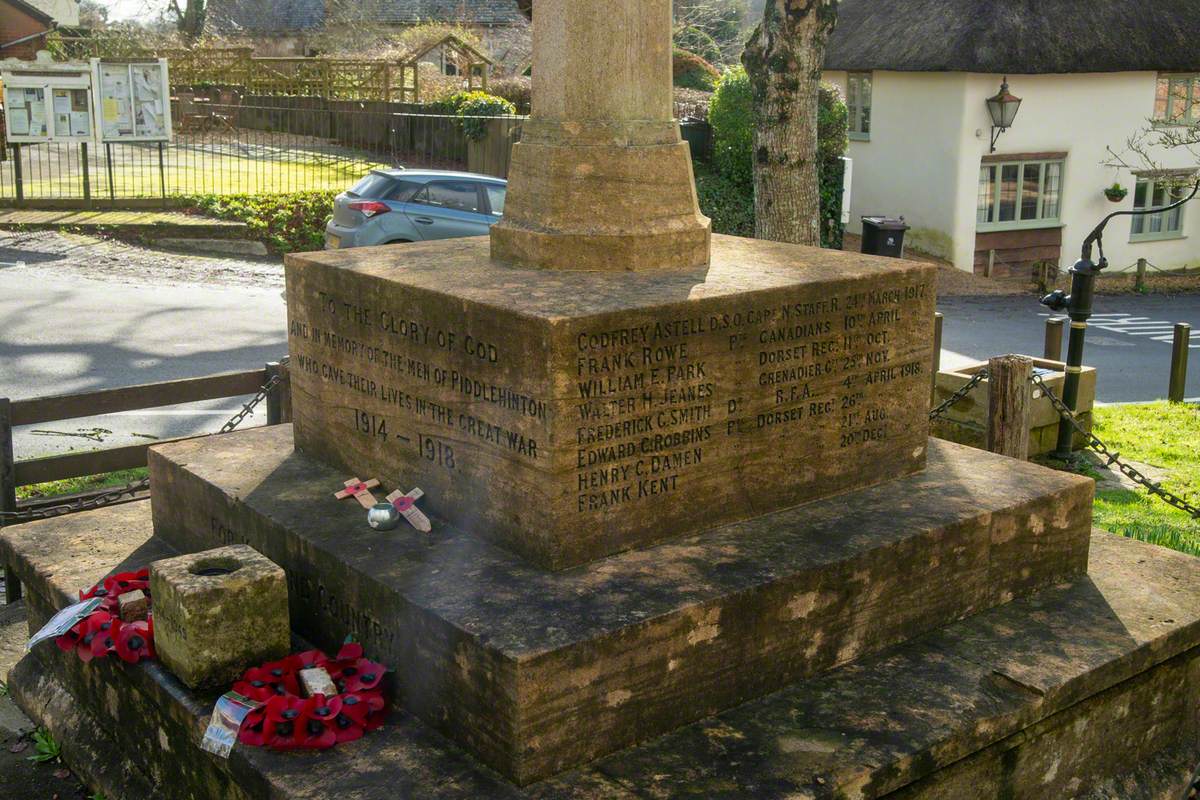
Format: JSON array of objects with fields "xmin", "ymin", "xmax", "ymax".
[{"xmin": 347, "ymin": 172, "xmax": 399, "ymax": 198}]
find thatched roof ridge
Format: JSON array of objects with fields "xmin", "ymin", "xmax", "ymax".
[{"xmin": 825, "ymin": 0, "xmax": 1200, "ymax": 74}]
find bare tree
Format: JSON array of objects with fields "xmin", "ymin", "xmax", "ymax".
[
  {"xmin": 742, "ymin": 0, "xmax": 838, "ymax": 245},
  {"xmin": 167, "ymin": 0, "xmax": 207, "ymax": 40}
]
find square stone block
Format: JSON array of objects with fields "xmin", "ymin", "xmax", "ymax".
[
  {"xmin": 149, "ymin": 544, "xmax": 290, "ymax": 689},
  {"xmin": 284, "ymin": 235, "xmax": 937, "ymax": 569}
]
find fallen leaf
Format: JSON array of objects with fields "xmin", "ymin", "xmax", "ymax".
[
  {"xmin": 53, "ymin": 768, "xmax": 71, "ymax": 779},
  {"xmin": 7, "ymin": 740, "xmax": 27, "ymax": 753}
]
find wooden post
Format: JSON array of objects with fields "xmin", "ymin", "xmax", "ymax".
[
  {"xmin": 1169, "ymin": 323, "xmax": 1191, "ymax": 403},
  {"xmin": 12, "ymin": 143, "xmax": 23, "ymax": 206},
  {"xmin": 0, "ymin": 398, "xmax": 21, "ymax": 604},
  {"xmin": 987, "ymin": 355, "xmax": 1033, "ymax": 460},
  {"xmin": 1043, "ymin": 317, "xmax": 1065, "ymax": 361},
  {"xmin": 265, "ymin": 361, "xmax": 292, "ymax": 425},
  {"xmin": 985, "ymin": 249, "xmax": 995, "ymax": 278},
  {"xmin": 931, "ymin": 312, "xmax": 943, "ymax": 403},
  {"xmin": 1135, "ymin": 258, "xmax": 1147, "ymax": 293}
]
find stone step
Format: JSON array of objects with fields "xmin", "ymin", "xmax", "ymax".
[
  {"xmin": 3, "ymin": 506, "xmax": 1199, "ymax": 799},
  {"xmin": 146, "ymin": 425, "xmax": 1092, "ymax": 784}
]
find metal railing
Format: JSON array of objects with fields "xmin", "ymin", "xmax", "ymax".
[{"xmin": 0, "ymin": 102, "xmax": 527, "ymax": 204}]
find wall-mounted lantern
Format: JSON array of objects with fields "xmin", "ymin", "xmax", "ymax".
[{"xmin": 986, "ymin": 77, "xmax": 1022, "ymax": 153}]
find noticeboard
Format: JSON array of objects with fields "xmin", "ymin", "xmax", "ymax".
[
  {"xmin": 91, "ymin": 59, "xmax": 172, "ymax": 142},
  {"xmin": 2, "ymin": 68, "xmax": 93, "ymax": 144}
]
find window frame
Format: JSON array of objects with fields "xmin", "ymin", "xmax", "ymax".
[
  {"xmin": 1130, "ymin": 175, "xmax": 1190, "ymax": 242},
  {"xmin": 410, "ymin": 180, "xmax": 485, "ymax": 215},
  {"xmin": 975, "ymin": 158, "xmax": 1066, "ymax": 232},
  {"xmin": 847, "ymin": 71, "xmax": 872, "ymax": 142},
  {"xmin": 1154, "ymin": 73, "xmax": 1200, "ymax": 125}
]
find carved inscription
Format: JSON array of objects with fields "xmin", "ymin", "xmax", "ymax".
[
  {"xmin": 285, "ymin": 252, "xmax": 935, "ymax": 568},
  {"xmin": 570, "ymin": 282, "xmax": 932, "ymax": 512}
]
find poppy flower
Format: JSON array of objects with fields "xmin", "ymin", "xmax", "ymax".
[
  {"xmin": 297, "ymin": 695, "xmax": 340, "ymax": 749},
  {"xmin": 332, "ymin": 659, "xmax": 387, "ymax": 692},
  {"xmin": 330, "ymin": 710, "xmax": 364, "ymax": 744},
  {"xmin": 263, "ymin": 695, "xmax": 304, "ymax": 750},
  {"xmin": 114, "ymin": 620, "xmax": 154, "ymax": 663},
  {"xmin": 232, "ymin": 675, "xmax": 278, "ymax": 704},
  {"xmin": 89, "ymin": 614, "xmax": 122, "ymax": 659},
  {"xmin": 289, "ymin": 649, "xmax": 329, "ymax": 671},
  {"xmin": 237, "ymin": 707, "xmax": 268, "ymax": 747},
  {"xmin": 103, "ymin": 570, "xmax": 149, "ymax": 598},
  {"xmin": 335, "ymin": 641, "xmax": 363, "ymax": 661},
  {"xmin": 74, "ymin": 611, "xmax": 115, "ymax": 662},
  {"xmin": 55, "ymin": 621, "xmax": 85, "ymax": 653}
]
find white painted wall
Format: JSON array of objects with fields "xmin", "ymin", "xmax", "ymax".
[
  {"xmin": 23, "ymin": 0, "xmax": 78, "ymax": 27},
  {"xmin": 826, "ymin": 69, "xmax": 1200, "ymax": 273}
]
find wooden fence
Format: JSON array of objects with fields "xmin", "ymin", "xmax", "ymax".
[{"xmin": 1, "ymin": 362, "xmax": 291, "ymax": 603}]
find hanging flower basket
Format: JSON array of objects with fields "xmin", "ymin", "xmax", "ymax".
[{"xmin": 1104, "ymin": 184, "xmax": 1128, "ymax": 202}]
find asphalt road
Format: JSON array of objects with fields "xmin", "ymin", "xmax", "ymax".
[
  {"xmin": 938, "ymin": 294, "xmax": 1200, "ymax": 403},
  {"xmin": 0, "ymin": 241, "xmax": 287, "ymax": 459}
]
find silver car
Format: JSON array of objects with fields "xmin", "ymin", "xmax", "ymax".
[{"xmin": 324, "ymin": 169, "xmax": 507, "ymax": 249}]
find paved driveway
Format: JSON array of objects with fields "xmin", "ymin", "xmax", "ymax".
[
  {"xmin": 938, "ymin": 294, "xmax": 1200, "ymax": 403},
  {"xmin": 0, "ymin": 231, "xmax": 287, "ymax": 459}
]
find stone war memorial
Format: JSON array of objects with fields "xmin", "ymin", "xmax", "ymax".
[{"xmin": 4, "ymin": 1, "xmax": 1200, "ymax": 798}]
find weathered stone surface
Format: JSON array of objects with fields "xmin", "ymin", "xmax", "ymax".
[
  {"xmin": 932, "ymin": 357, "xmax": 1096, "ymax": 456},
  {"xmin": 150, "ymin": 544, "xmax": 290, "ymax": 689},
  {"xmin": 4, "ymin": 515, "xmax": 1200, "ymax": 800},
  {"xmin": 148, "ymin": 425, "xmax": 1090, "ymax": 784},
  {"xmin": 488, "ymin": 0, "xmax": 710, "ymax": 271},
  {"xmin": 285, "ymin": 234, "xmax": 937, "ymax": 569}
]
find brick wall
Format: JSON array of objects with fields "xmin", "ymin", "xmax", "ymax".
[{"xmin": 0, "ymin": 1, "xmax": 51, "ymax": 60}]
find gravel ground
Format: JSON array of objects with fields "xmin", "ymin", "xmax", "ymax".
[{"xmin": 0, "ymin": 230, "xmax": 284, "ymax": 289}]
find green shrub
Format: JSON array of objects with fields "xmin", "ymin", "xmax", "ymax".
[
  {"xmin": 704, "ymin": 67, "xmax": 849, "ymax": 246},
  {"xmin": 428, "ymin": 90, "xmax": 517, "ymax": 141},
  {"xmin": 674, "ymin": 26, "xmax": 722, "ymax": 65},
  {"xmin": 696, "ymin": 165, "xmax": 754, "ymax": 237},
  {"xmin": 182, "ymin": 192, "xmax": 337, "ymax": 254},
  {"xmin": 708, "ymin": 66, "xmax": 754, "ymax": 190},
  {"xmin": 673, "ymin": 48, "xmax": 721, "ymax": 91}
]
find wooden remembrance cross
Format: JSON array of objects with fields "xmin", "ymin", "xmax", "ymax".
[
  {"xmin": 385, "ymin": 488, "xmax": 432, "ymax": 533},
  {"xmin": 334, "ymin": 477, "xmax": 380, "ymax": 509}
]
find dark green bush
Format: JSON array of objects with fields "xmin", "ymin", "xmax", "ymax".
[
  {"xmin": 708, "ymin": 66, "xmax": 754, "ymax": 190},
  {"xmin": 673, "ymin": 48, "xmax": 721, "ymax": 91},
  {"xmin": 182, "ymin": 192, "xmax": 336, "ymax": 254},
  {"xmin": 428, "ymin": 90, "xmax": 517, "ymax": 141},
  {"xmin": 696, "ymin": 166, "xmax": 755, "ymax": 237},
  {"xmin": 487, "ymin": 76, "xmax": 532, "ymax": 114},
  {"xmin": 703, "ymin": 68, "xmax": 849, "ymax": 246}
]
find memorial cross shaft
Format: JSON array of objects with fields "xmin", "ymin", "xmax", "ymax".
[{"xmin": 490, "ymin": 0, "xmax": 711, "ymax": 271}]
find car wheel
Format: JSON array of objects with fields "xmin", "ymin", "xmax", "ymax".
[{"xmin": 386, "ymin": 239, "xmax": 413, "ymax": 244}]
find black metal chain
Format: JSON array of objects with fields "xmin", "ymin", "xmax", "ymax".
[
  {"xmin": 928, "ymin": 369, "xmax": 988, "ymax": 422},
  {"xmin": 0, "ymin": 373, "xmax": 281, "ymax": 524},
  {"xmin": 1030, "ymin": 373, "xmax": 1200, "ymax": 519}
]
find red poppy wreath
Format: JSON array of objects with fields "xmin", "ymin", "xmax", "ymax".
[
  {"xmin": 55, "ymin": 569, "xmax": 156, "ymax": 664},
  {"xmin": 232, "ymin": 642, "xmax": 389, "ymax": 750}
]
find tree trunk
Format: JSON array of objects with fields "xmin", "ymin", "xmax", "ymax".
[{"xmin": 742, "ymin": 0, "xmax": 837, "ymax": 245}]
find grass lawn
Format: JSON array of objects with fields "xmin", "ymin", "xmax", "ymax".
[
  {"xmin": 15, "ymin": 468, "xmax": 148, "ymax": 502},
  {"xmin": 1089, "ymin": 402, "xmax": 1200, "ymax": 555}
]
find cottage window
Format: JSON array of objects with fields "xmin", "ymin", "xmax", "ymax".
[
  {"xmin": 1155, "ymin": 74, "xmax": 1200, "ymax": 124},
  {"xmin": 847, "ymin": 72, "xmax": 871, "ymax": 140},
  {"xmin": 1131, "ymin": 176, "xmax": 1188, "ymax": 241},
  {"xmin": 976, "ymin": 159, "xmax": 1063, "ymax": 230}
]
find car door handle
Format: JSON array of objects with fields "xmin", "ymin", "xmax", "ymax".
[{"xmin": 414, "ymin": 217, "xmax": 434, "ymax": 225}]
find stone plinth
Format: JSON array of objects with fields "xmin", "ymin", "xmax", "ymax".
[
  {"xmin": 284, "ymin": 235, "xmax": 937, "ymax": 570},
  {"xmin": 488, "ymin": 0, "xmax": 710, "ymax": 270},
  {"xmin": 149, "ymin": 544, "xmax": 290, "ymax": 689},
  {"xmin": 932, "ymin": 357, "xmax": 1096, "ymax": 456},
  {"xmin": 5, "ymin": 507, "xmax": 1198, "ymax": 799},
  {"xmin": 147, "ymin": 426, "xmax": 1091, "ymax": 784}
]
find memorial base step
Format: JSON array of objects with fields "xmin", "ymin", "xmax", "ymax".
[
  {"xmin": 3, "ymin": 504, "xmax": 1199, "ymax": 799},
  {"xmin": 148, "ymin": 425, "xmax": 1092, "ymax": 783}
]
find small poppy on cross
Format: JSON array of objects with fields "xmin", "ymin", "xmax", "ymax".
[
  {"xmin": 385, "ymin": 487, "xmax": 432, "ymax": 532},
  {"xmin": 334, "ymin": 477, "xmax": 380, "ymax": 509}
]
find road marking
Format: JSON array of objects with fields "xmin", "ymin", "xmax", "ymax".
[{"xmin": 1043, "ymin": 312, "xmax": 1200, "ymax": 348}]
